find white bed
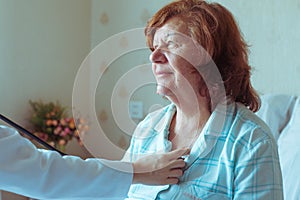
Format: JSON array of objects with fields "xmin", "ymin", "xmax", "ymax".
[{"xmin": 256, "ymin": 94, "xmax": 300, "ymax": 200}]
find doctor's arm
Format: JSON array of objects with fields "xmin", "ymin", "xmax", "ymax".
[
  {"xmin": 0, "ymin": 125, "xmax": 186, "ymax": 199},
  {"xmin": 0, "ymin": 125, "xmax": 133, "ymax": 199}
]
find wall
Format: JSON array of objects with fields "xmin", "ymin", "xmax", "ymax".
[
  {"xmin": 210, "ymin": 0, "xmax": 300, "ymax": 96},
  {"xmin": 90, "ymin": 0, "xmax": 172, "ymax": 158},
  {"xmin": 0, "ymin": 0, "xmax": 91, "ymax": 199},
  {"xmin": 0, "ymin": 0, "xmax": 91, "ymax": 124}
]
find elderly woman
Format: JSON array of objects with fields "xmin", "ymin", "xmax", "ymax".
[{"xmin": 123, "ymin": 0, "xmax": 283, "ymax": 199}]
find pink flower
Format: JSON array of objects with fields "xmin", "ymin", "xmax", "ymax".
[
  {"xmin": 60, "ymin": 119, "xmax": 66, "ymax": 126},
  {"xmin": 52, "ymin": 120, "xmax": 58, "ymax": 126},
  {"xmin": 54, "ymin": 126, "xmax": 62, "ymax": 135},
  {"xmin": 64, "ymin": 127, "xmax": 71, "ymax": 134},
  {"xmin": 59, "ymin": 139, "xmax": 66, "ymax": 146},
  {"xmin": 60, "ymin": 130, "xmax": 68, "ymax": 137},
  {"xmin": 46, "ymin": 120, "xmax": 52, "ymax": 126}
]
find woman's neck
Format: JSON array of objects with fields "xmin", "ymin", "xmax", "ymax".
[
  {"xmin": 174, "ymin": 93, "xmax": 211, "ymax": 125},
  {"xmin": 173, "ymin": 106, "xmax": 210, "ymax": 134},
  {"xmin": 168, "ymin": 99, "xmax": 211, "ymax": 150}
]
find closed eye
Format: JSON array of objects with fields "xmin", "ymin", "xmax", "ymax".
[{"xmin": 167, "ymin": 40, "xmax": 179, "ymax": 49}]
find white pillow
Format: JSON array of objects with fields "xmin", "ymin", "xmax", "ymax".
[
  {"xmin": 277, "ymin": 97, "xmax": 300, "ymax": 200},
  {"xmin": 256, "ymin": 94, "xmax": 297, "ymax": 140}
]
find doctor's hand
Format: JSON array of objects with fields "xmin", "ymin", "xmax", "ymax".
[{"xmin": 132, "ymin": 148, "xmax": 189, "ymax": 185}]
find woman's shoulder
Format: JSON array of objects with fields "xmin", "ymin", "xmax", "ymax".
[
  {"xmin": 232, "ymin": 102, "xmax": 276, "ymax": 147},
  {"xmin": 235, "ymin": 103, "xmax": 271, "ymax": 132}
]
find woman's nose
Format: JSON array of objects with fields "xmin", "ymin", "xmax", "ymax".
[{"xmin": 149, "ymin": 48, "xmax": 167, "ymax": 64}]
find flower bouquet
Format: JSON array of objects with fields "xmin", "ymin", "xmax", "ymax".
[{"xmin": 29, "ymin": 100, "xmax": 87, "ymax": 151}]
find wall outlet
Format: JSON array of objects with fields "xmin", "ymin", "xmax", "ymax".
[{"xmin": 129, "ymin": 101, "xmax": 143, "ymax": 119}]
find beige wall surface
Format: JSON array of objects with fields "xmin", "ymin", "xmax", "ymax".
[
  {"xmin": 211, "ymin": 0, "xmax": 300, "ymax": 96},
  {"xmin": 0, "ymin": 0, "xmax": 91, "ymax": 124},
  {"xmin": 0, "ymin": 0, "xmax": 91, "ymax": 199}
]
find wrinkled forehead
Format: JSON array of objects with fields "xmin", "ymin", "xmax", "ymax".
[
  {"xmin": 153, "ymin": 19, "xmax": 192, "ymax": 43},
  {"xmin": 153, "ymin": 29, "xmax": 196, "ymax": 49}
]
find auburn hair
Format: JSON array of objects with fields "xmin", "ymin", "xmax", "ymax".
[{"xmin": 145, "ymin": 0, "xmax": 260, "ymax": 112}]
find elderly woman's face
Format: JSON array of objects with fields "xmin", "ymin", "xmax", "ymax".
[{"xmin": 150, "ymin": 17, "xmax": 206, "ymax": 99}]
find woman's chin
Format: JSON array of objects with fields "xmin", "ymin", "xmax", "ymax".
[{"xmin": 156, "ymin": 86, "xmax": 173, "ymax": 98}]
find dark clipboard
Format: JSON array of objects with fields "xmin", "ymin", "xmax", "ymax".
[{"xmin": 0, "ymin": 114, "xmax": 67, "ymax": 156}]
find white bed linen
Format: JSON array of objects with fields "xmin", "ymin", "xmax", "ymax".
[
  {"xmin": 277, "ymin": 97, "xmax": 300, "ymax": 200},
  {"xmin": 256, "ymin": 94, "xmax": 297, "ymax": 140},
  {"xmin": 257, "ymin": 94, "xmax": 300, "ymax": 200}
]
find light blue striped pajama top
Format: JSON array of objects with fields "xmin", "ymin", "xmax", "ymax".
[{"xmin": 123, "ymin": 101, "xmax": 283, "ymax": 200}]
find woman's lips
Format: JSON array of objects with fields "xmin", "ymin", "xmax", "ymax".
[{"xmin": 155, "ymin": 71, "xmax": 172, "ymax": 76}]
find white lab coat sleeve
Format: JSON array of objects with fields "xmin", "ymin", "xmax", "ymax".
[{"xmin": 0, "ymin": 125, "xmax": 133, "ymax": 200}]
